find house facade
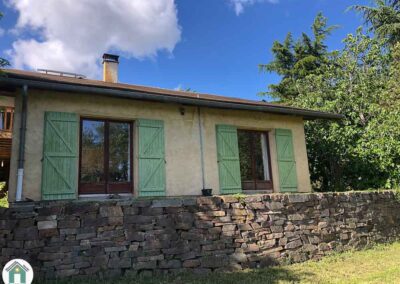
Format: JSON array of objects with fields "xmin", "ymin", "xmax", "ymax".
[
  {"xmin": 0, "ymin": 54, "xmax": 341, "ymax": 202},
  {"xmin": 0, "ymin": 95, "xmax": 14, "ymax": 191}
]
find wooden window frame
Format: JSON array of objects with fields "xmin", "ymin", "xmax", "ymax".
[
  {"xmin": 238, "ymin": 129, "xmax": 273, "ymax": 191},
  {"xmin": 78, "ymin": 117, "xmax": 134, "ymax": 195},
  {"xmin": 0, "ymin": 107, "xmax": 14, "ymax": 132}
]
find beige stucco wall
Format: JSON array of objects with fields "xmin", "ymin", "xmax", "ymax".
[
  {"xmin": 8, "ymin": 90, "xmax": 311, "ymax": 201},
  {"xmin": 0, "ymin": 95, "xmax": 15, "ymax": 107}
]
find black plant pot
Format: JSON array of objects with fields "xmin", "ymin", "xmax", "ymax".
[{"xmin": 201, "ymin": 188, "xmax": 212, "ymax": 196}]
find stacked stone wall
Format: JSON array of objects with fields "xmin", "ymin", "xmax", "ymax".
[{"xmin": 0, "ymin": 191, "xmax": 399, "ymax": 279}]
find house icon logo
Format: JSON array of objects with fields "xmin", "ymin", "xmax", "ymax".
[{"xmin": 2, "ymin": 259, "xmax": 34, "ymax": 284}]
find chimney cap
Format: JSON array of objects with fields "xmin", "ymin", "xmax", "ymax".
[{"xmin": 102, "ymin": 53, "xmax": 119, "ymax": 63}]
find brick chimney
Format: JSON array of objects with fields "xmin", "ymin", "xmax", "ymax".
[{"xmin": 102, "ymin": 53, "xmax": 119, "ymax": 83}]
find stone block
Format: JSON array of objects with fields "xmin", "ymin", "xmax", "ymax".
[
  {"xmin": 99, "ymin": 206, "xmax": 123, "ymax": 217},
  {"xmin": 207, "ymin": 211, "xmax": 226, "ymax": 217},
  {"xmin": 125, "ymin": 231, "xmax": 145, "ymax": 241},
  {"xmin": 183, "ymin": 259, "xmax": 200, "ymax": 268},
  {"xmin": 38, "ymin": 252, "xmax": 65, "ymax": 261},
  {"xmin": 195, "ymin": 220, "xmax": 213, "ymax": 229},
  {"xmin": 134, "ymin": 261, "xmax": 157, "ymax": 270},
  {"xmin": 137, "ymin": 254, "xmax": 164, "ymax": 262},
  {"xmin": 55, "ymin": 269, "xmax": 79, "ymax": 278},
  {"xmin": 242, "ymin": 243, "xmax": 260, "ymax": 253},
  {"xmin": 76, "ymin": 232, "xmax": 96, "ymax": 240},
  {"xmin": 270, "ymin": 226, "xmax": 283, "ymax": 233},
  {"xmin": 231, "ymin": 209, "xmax": 247, "ymax": 216},
  {"xmin": 287, "ymin": 194, "xmax": 311, "ymax": 203},
  {"xmin": 104, "ymin": 246, "xmax": 127, "ymax": 253},
  {"xmin": 24, "ymin": 240, "xmax": 45, "ymax": 249},
  {"xmin": 285, "ymin": 240, "xmax": 303, "ymax": 249},
  {"xmin": 109, "ymin": 257, "xmax": 131, "ymax": 268},
  {"xmin": 14, "ymin": 227, "xmax": 38, "ymax": 240},
  {"xmin": 124, "ymin": 215, "xmax": 154, "ymax": 224},
  {"xmin": 39, "ymin": 228, "xmax": 59, "ymax": 238},
  {"xmin": 237, "ymin": 223, "xmax": 252, "ymax": 231},
  {"xmin": 222, "ymin": 224, "xmax": 236, "ymax": 232},
  {"xmin": 123, "ymin": 207, "xmax": 139, "ymax": 215},
  {"xmin": 200, "ymin": 255, "xmax": 228, "ymax": 268},
  {"xmin": 152, "ymin": 199, "xmax": 182, "ymax": 208},
  {"xmin": 58, "ymin": 220, "xmax": 80, "ymax": 229},
  {"xmin": 268, "ymin": 202, "xmax": 284, "ymax": 210},
  {"xmin": 288, "ymin": 214, "xmax": 305, "ymax": 221},
  {"xmin": 197, "ymin": 196, "xmax": 222, "ymax": 206},
  {"xmin": 159, "ymin": 260, "xmax": 182, "ymax": 269},
  {"xmin": 74, "ymin": 262, "xmax": 91, "ymax": 269},
  {"xmin": 230, "ymin": 253, "xmax": 247, "ymax": 263},
  {"xmin": 247, "ymin": 202, "xmax": 266, "ymax": 210},
  {"xmin": 302, "ymin": 244, "xmax": 317, "ymax": 253},
  {"xmin": 173, "ymin": 212, "xmax": 195, "ymax": 230}
]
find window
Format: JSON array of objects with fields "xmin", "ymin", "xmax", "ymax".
[
  {"xmin": 79, "ymin": 118, "xmax": 133, "ymax": 194},
  {"xmin": 238, "ymin": 130, "xmax": 273, "ymax": 191},
  {"xmin": 0, "ymin": 107, "xmax": 14, "ymax": 131}
]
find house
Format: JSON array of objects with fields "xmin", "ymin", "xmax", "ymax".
[
  {"xmin": 5, "ymin": 260, "xmax": 29, "ymax": 284},
  {"xmin": 0, "ymin": 54, "xmax": 342, "ymax": 202},
  {"xmin": 0, "ymin": 94, "xmax": 14, "ymax": 192}
]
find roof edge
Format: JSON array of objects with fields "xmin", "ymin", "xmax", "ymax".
[{"xmin": 0, "ymin": 75, "xmax": 344, "ymax": 120}]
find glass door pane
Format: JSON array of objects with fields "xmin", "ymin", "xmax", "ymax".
[
  {"xmin": 238, "ymin": 130, "xmax": 273, "ymax": 191},
  {"xmin": 254, "ymin": 132, "xmax": 273, "ymax": 190},
  {"xmin": 108, "ymin": 122, "xmax": 131, "ymax": 183},
  {"xmin": 80, "ymin": 120, "xmax": 105, "ymax": 193},
  {"xmin": 238, "ymin": 130, "xmax": 255, "ymax": 190}
]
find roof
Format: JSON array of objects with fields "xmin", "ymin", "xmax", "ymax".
[
  {"xmin": 0, "ymin": 69, "xmax": 343, "ymax": 120},
  {"xmin": 5, "ymin": 261, "xmax": 29, "ymax": 272}
]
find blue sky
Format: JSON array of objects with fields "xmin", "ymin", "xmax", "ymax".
[{"xmin": 0, "ymin": 0, "xmax": 370, "ymax": 101}]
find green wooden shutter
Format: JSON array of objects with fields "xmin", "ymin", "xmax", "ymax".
[
  {"xmin": 138, "ymin": 119, "xmax": 166, "ymax": 197},
  {"xmin": 216, "ymin": 125, "xmax": 242, "ymax": 194},
  {"xmin": 275, "ymin": 129, "xmax": 298, "ymax": 192},
  {"xmin": 41, "ymin": 112, "xmax": 78, "ymax": 200}
]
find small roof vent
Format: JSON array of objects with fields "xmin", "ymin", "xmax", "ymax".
[{"xmin": 37, "ymin": 69, "xmax": 86, "ymax": 79}]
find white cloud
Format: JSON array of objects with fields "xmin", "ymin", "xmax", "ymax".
[
  {"xmin": 229, "ymin": 0, "xmax": 279, "ymax": 15},
  {"xmin": 6, "ymin": 0, "xmax": 181, "ymax": 78}
]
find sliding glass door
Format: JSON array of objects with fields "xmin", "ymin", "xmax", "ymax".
[
  {"xmin": 79, "ymin": 118, "xmax": 132, "ymax": 194},
  {"xmin": 238, "ymin": 130, "xmax": 273, "ymax": 191}
]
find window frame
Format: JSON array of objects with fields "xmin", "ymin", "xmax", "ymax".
[
  {"xmin": 237, "ymin": 129, "xmax": 273, "ymax": 191},
  {"xmin": 0, "ymin": 107, "xmax": 14, "ymax": 132},
  {"xmin": 78, "ymin": 117, "xmax": 134, "ymax": 195}
]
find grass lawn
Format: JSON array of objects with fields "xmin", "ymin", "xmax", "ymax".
[
  {"xmin": 41, "ymin": 242, "xmax": 400, "ymax": 284},
  {"xmin": 0, "ymin": 181, "xmax": 8, "ymax": 208}
]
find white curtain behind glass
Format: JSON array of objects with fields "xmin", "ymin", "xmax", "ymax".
[{"xmin": 260, "ymin": 133, "xmax": 270, "ymax": 181}]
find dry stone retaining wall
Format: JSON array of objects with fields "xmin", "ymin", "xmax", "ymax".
[{"xmin": 1, "ymin": 191, "xmax": 399, "ymax": 279}]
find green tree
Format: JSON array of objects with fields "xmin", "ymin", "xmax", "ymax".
[
  {"xmin": 351, "ymin": 0, "xmax": 400, "ymax": 45},
  {"xmin": 292, "ymin": 29, "xmax": 400, "ymax": 191},
  {"xmin": 259, "ymin": 12, "xmax": 337, "ymax": 101}
]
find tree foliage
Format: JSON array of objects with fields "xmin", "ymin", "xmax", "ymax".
[
  {"xmin": 262, "ymin": 8, "xmax": 400, "ymax": 191},
  {"xmin": 259, "ymin": 13, "xmax": 337, "ymax": 100},
  {"xmin": 292, "ymin": 30, "xmax": 400, "ymax": 191},
  {"xmin": 351, "ymin": 0, "xmax": 400, "ymax": 45}
]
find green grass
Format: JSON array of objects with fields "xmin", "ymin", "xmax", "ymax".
[
  {"xmin": 40, "ymin": 242, "xmax": 400, "ymax": 284},
  {"xmin": 0, "ymin": 181, "xmax": 8, "ymax": 208}
]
